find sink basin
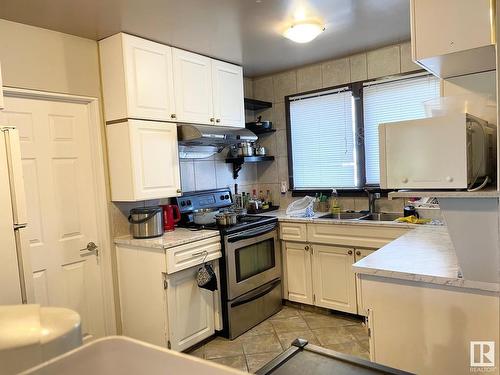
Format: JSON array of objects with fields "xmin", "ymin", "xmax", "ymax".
[
  {"xmin": 319, "ymin": 212, "xmax": 368, "ymax": 220},
  {"xmin": 358, "ymin": 213, "xmax": 402, "ymax": 221}
]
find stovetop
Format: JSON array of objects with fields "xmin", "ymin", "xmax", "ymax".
[{"xmin": 179, "ymin": 214, "xmax": 278, "ymax": 235}]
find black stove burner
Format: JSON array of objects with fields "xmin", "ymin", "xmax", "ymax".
[{"xmin": 179, "ymin": 214, "xmax": 276, "ymax": 234}]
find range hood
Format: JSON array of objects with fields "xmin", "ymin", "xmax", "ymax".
[{"xmin": 177, "ymin": 124, "xmax": 257, "ymax": 148}]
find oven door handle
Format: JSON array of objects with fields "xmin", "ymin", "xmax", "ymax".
[
  {"xmin": 227, "ymin": 224, "xmax": 277, "ymax": 243},
  {"xmin": 230, "ymin": 279, "xmax": 281, "ymax": 308}
]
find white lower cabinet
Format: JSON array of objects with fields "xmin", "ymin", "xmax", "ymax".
[
  {"xmin": 284, "ymin": 241, "xmax": 313, "ymax": 305},
  {"xmin": 166, "ymin": 266, "xmax": 215, "ymax": 351},
  {"xmin": 312, "ymin": 245, "xmax": 357, "ymax": 314},
  {"xmin": 354, "ymin": 249, "xmax": 375, "ymax": 316},
  {"xmin": 116, "ymin": 237, "xmax": 221, "ymax": 351},
  {"xmin": 281, "ymin": 223, "xmax": 407, "ymax": 315}
]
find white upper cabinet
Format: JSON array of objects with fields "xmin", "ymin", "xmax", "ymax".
[
  {"xmin": 212, "ymin": 60, "xmax": 245, "ymax": 128},
  {"xmin": 410, "ymin": 0, "xmax": 495, "ymax": 78},
  {"xmin": 100, "ymin": 33, "xmax": 245, "ymax": 127},
  {"xmin": 99, "ymin": 33, "xmax": 176, "ymax": 122},
  {"xmin": 172, "ymin": 48, "xmax": 214, "ymax": 125},
  {"xmin": 106, "ymin": 120, "xmax": 181, "ymax": 201}
]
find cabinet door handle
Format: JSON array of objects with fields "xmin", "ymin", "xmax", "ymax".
[
  {"xmin": 210, "ymin": 117, "xmax": 215, "ymax": 122},
  {"xmin": 356, "ymin": 251, "xmax": 361, "ymax": 256},
  {"xmin": 304, "ymin": 245, "xmax": 310, "ymax": 251},
  {"xmin": 348, "ymin": 250, "xmax": 353, "ymax": 255},
  {"xmin": 170, "ymin": 114, "xmax": 177, "ymax": 119},
  {"xmin": 216, "ymin": 119, "xmax": 221, "ymax": 123}
]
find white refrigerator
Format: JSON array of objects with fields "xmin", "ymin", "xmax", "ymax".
[{"xmin": 0, "ymin": 126, "xmax": 32, "ymax": 304}]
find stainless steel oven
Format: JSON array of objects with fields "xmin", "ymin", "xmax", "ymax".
[{"xmin": 223, "ymin": 222, "xmax": 282, "ymax": 339}]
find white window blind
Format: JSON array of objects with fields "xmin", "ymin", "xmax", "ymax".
[
  {"xmin": 290, "ymin": 89, "xmax": 356, "ymax": 189},
  {"xmin": 363, "ymin": 74, "xmax": 440, "ymax": 184}
]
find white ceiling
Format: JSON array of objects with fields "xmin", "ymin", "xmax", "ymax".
[{"xmin": 0, "ymin": 0, "xmax": 411, "ymax": 77}]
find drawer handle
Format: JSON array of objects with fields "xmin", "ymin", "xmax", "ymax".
[{"xmin": 192, "ymin": 250, "xmax": 209, "ymax": 262}]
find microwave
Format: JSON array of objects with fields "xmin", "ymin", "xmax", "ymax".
[{"xmin": 379, "ymin": 113, "xmax": 496, "ymax": 189}]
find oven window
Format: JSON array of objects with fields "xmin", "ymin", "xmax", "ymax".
[{"xmin": 235, "ymin": 238, "xmax": 275, "ymax": 282}]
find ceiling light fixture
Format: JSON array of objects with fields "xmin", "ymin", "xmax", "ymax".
[{"xmin": 283, "ymin": 21, "xmax": 325, "ymax": 43}]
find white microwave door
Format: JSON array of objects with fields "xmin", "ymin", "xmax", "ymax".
[{"xmin": 384, "ymin": 116, "xmax": 468, "ymax": 189}]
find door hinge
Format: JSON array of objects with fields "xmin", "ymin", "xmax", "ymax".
[
  {"xmin": 367, "ymin": 327, "xmax": 371, "ymax": 338},
  {"xmin": 167, "ymin": 340, "xmax": 172, "ymax": 349}
]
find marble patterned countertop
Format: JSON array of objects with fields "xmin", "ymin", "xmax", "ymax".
[
  {"xmin": 264, "ymin": 210, "xmax": 499, "ymax": 293},
  {"xmin": 114, "ymin": 228, "xmax": 220, "ymax": 249}
]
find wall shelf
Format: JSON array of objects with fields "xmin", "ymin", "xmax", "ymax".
[
  {"xmin": 225, "ymin": 155, "xmax": 275, "ymax": 179},
  {"xmin": 244, "ymin": 98, "xmax": 272, "ymax": 111},
  {"xmin": 388, "ymin": 188, "xmax": 500, "ymax": 200},
  {"xmin": 245, "ymin": 127, "xmax": 276, "ymax": 135}
]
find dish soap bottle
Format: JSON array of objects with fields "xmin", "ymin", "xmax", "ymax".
[{"xmin": 330, "ymin": 189, "xmax": 341, "ymax": 214}]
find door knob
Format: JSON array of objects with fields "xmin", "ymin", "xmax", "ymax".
[{"xmin": 86, "ymin": 242, "xmax": 97, "ymax": 251}]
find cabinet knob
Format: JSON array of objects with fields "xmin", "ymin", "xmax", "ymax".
[
  {"xmin": 216, "ymin": 119, "xmax": 221, "ymax": 123},
  {"xmin": 446, "ymin": 176, "xmax": 454, "ymax": 183},
  {"xmin": 304, "ymin": 245, "xmax": 310, "ymax": 251},
  {"xmin": 210, "ymin": 118, "xmax": 215, "ymax": 122},
  {"xmin": 356, "ymin": 250, "xmax": 361, "ymax": 256},
  {"xmin": 176, "ymin": 189, "xmax": 182, "ymax": 194},
  {"xmin": 402, "ymin": 177, "xmax": 408, "ymax": 183},
  {"xmin": 170, "ymin": 114, "xmax": 177, "ymax": 119},
  {"xmin": 348, "ymin": 250, "xmax": 353, "ymax": 255}
]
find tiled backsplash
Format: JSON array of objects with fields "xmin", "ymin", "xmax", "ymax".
[{"xmin": 179, "ymin": 152, "xmax": 258, "ymax": 195}]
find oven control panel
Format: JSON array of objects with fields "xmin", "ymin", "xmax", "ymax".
[{"xmin": 176, "ymin": 188, "xmax": 233, "ymax": 213}]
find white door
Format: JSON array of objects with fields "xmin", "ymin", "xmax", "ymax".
[
  {"xmin": 284, "ymin": 241, "xmax": 313, "ymax": 305},
  {"xmin": 172, "ymin": 48, "xmax": 214, "ymax": 125},
  {"xmin": 166, "ymin": 265, "xmax": 215, "ymax": 351},
  {"xmin": 312, "ymin": 245, "xmax": 357, "ymax": 313},
  {"xmin": 122, "ymin": 34, "xmax": 176, "ymax": 121},
  {"xmin": 211, "ymin": 60, "xmax": 245, "ymax": 128},
  {"xmin": 0, "ymin": 96, "xmax": 106, "ymax": 338}
]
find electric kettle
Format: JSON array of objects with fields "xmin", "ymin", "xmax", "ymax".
[{"xmin": 162, "ymin": 204, "xmax": 181, "ymax": 232}]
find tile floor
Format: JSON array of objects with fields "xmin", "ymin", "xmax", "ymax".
[{"xmin": 186, "ymin": 305, "xmax": 369, "ymax": 373}]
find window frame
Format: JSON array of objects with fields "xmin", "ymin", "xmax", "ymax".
[{"xmin": 285, "ymin": 69, "xmax": 433, "ymax": 196}]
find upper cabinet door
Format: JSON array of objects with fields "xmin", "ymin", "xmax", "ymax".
[
  {"xmin": 410, "ymin": 0, "xmax": 495, "ymax": 77},
  {"xmin": 99, "ymin": 33, "xmax": 175, "ymax": 122},
  {"xmin": 122, "ymin": 34, "xmax": 176, "ymax": 121},
  {"xmin": 172, "ymin": 49, "xmax": 214, "ymax": 125},
  {"xmin": 129, "ymin": 120, "xmax": 181, "ymax": 200},
  {"xmin": 212, "ymin": 61, "xmax": 245, "ymax": 128}
]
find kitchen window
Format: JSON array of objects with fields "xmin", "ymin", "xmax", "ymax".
[
  {"xmin": 286, "ymin": 73, "xmax": 441, "ymax": 191},
  {"xmin": 288, "ymin": 87, "xmax": 356, "ymax": 189}
]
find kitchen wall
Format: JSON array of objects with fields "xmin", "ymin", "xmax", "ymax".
[
  {"xmin": 0, "ymin": 19, "xmax": 101, "ymax": 97},
  {"xmin": 246, "ymin": 42, "xmax": 422, "ymax": 212}
]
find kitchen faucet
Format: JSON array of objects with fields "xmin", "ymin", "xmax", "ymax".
[{"xmin": 364, "ymin": 189, "xmax": 381, "ymax": 214}]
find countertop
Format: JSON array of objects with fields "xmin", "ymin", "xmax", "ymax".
[
  {"xmin": 264, "ymin": 210, "xmax": 499, "ymax": 293},
  {"xmin": 352, "ymin": 226, "xmax": 499, "ymax": 293},
  {"xmin": 114, "ymin": 228, "xmax": 220, "ymax": 249},
  {"xmin": 264, "ymin": 209, "xmax": 417, "ymax": 228}
]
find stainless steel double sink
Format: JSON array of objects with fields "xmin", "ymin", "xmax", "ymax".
[{"xmin": 319, "ymin": 212, "xmax": 402, "ymax": 222}]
